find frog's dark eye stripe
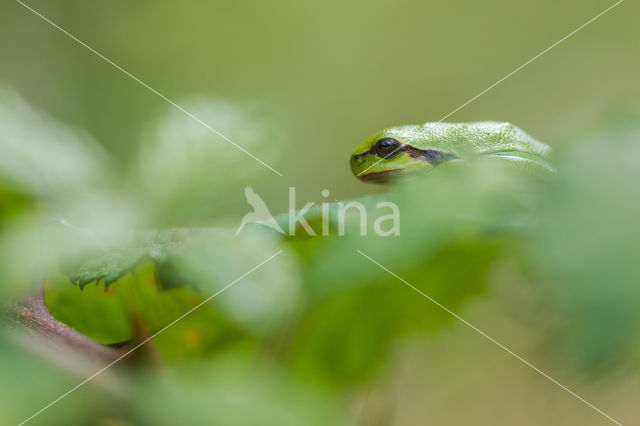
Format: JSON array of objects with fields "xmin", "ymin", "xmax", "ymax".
[
  {"xmin": 402, "ymin": 145, "xmax": 458, "ymax": 165},
  {"xmin": 352, "ymin": 138, "xmax": 458, "ymax": 165}
]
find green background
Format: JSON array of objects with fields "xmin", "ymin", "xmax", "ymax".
[
  {"xmin": 2, "ymin": 0, "xmax": 638, "ymax": 211},
  {"xmin": 1, "ymin": 2, "xmax": 639, "ymax": 424}
]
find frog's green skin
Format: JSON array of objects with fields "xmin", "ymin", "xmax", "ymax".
[{"xmin": 350, "ymin": 122, "xmax": 553, "ymax": 182}]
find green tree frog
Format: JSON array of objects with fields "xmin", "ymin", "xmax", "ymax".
[{"xmin": 351, "ymin": 122, "xmax": 553, "ymax": 182}]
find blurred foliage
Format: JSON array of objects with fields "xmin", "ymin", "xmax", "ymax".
[
  {"xmin": 0, "ymin": 330, "xmax": 112, "ymax": 426},
  {"xmin": 1, "ymin": 48, "xmax": 640, "ymax": 426},
  {"xmin": 526, "ymin": 110, "xmax": 640, "ymax": 368},
  {"xmin": 2, "ymin": 0, "xmax": 639, "ymax": 207},
  {"xmin": 131, "ymin": 98, "xmax": 278, "ymax": 226},
  {"xmin": 134, "ymin": 353, "xmax": 340, "ymax": 426}
]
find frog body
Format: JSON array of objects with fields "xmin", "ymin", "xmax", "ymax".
[{"xmin": 351, "ymin": 122, "xmax": 553, "ymax": 181}]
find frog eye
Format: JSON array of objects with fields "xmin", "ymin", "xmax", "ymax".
[{"xmin": 375, "ymin": 138, "xmax": 400, "ymax": 158}]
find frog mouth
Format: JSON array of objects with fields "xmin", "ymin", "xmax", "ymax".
[{"xmin": 358, "ymin": 168, "xmax": 403, "ymax": 183}]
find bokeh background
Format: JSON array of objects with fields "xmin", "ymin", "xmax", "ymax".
[
  {"xmin": 2, "ymin": 0, "xmax": 638, "ymax": 210},
  {"xmin": 1, "ymin": 1, "xmax": 640, "ymax": 425}
]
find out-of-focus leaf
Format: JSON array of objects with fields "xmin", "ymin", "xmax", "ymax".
[
  {"xmin": 0, "ymin": 88, "xmax": 112, "ymax": 198},
  {"xmin": 44, "ymin": 271, "xmax": 135, "ymax": 344},
  {"xmin": 0, "ymin": 329, "xmax": 104, "ymax": 425},
  {"xmin": 136, "ymin": 353, "xmax": 340, "ymax": 426},
  {"xmin": 288, "ymin": 239, "xmax": 499, "ymax": 385},
  {"xmin": 526, "ymin": 110, "xmax": 640, "ymax": 366},
  {"xmin": 0, "ymin": 91, "xmax": 140, "ymax": 298},
  {"xmin": 46, "ymin": 261, "xmax": 244, "ymax": 354},
  {"xmin": 0, "ymin": 188, "xmax": 34, "ymax": 224},
  {"xmin": 0, "ymin": 212, "xmax": 139, "ymax": 299},
  {"xmin": 131, "ymin": 98, "xmax": 279, "ymax": 226},
  {"xmin": 307, "ymin": 158, "xmax": 543, "ymax": 297},
  {"xmin": 47, "ymin": 227, "xmax": 301, "ymax": 348},
  {"xmin": 64, "ymin": 228, "xmax": 191, "ymax": 288},
  {"xmin": 168, "ymin": 228, "xmax": 300, "ymax": 333}
]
